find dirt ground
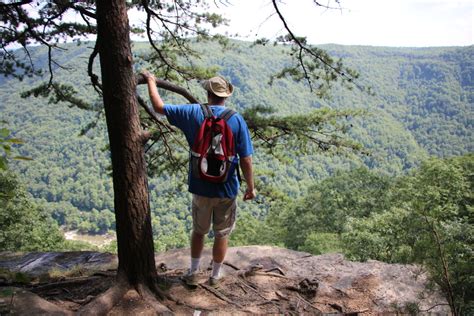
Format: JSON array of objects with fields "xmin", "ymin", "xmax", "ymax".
[
  {"xmin": 2, "ymin": 267, "xmax": 336, "ymax": 314},
  {"xmin": 0, "ymin": 246, "xmax": 451, "ymax": 315}
]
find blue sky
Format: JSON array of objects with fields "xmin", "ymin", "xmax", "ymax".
[{"xmin": 215, "ymin": 0, "xmax": 473, "ymax": 47}]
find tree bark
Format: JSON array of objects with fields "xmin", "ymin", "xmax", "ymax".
[{"xmin": 96, "ymin": 0, "xmax": 157, "ymax": 286}]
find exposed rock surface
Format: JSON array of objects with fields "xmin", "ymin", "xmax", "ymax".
[
  {"xmin": 0, "ymin": 251, "xmax": 117, "ymax": 277},
  {"xmin": 0, "ymin": 246, "xmax": 450, "ymax": 314}
]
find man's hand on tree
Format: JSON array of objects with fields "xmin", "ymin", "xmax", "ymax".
[
  {"xmin": 142, "ymin": 71, "xmax": 165, "ymax": 114},
  {"xmin": 142, "ymin": 70, "xmax": 156, "ymax": 83}
]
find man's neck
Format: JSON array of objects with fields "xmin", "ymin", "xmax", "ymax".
[
  {"xmin": 207, "ymin": 101, "xmax": 225, "ymax": 106},
  {"xmin": 207, "ymin": 95, "xmax": 226, "ymax": 106}
]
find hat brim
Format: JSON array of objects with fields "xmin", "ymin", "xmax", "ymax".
[{"xmin": 202, "ymin": 79, "xmax": 234, "ymax": 98}]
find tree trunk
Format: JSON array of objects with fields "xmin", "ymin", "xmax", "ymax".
[{"xmin": 96, "ymin": 0, "xmax": 157, "ymax": 286}]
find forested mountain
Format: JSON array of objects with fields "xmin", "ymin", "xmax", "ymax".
[{"xmin": 0, "ymin": 40, "xmax": 472, "ymax": 248}]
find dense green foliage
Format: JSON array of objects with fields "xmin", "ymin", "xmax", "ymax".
[
  {"xmin": 251, "ymin": 155, "xmax": 472, "ymax": 314},
  {"xmin": 0, "ymin": 170, "xmax": 64, "ymax": 251},
  {"xmin": 1, "ymin": 39, "xmax": 472, "ymax": 313},
  {"xmin": 1, "ymin": 41, "xmax": 471, "ymax": 243},
  {"xmin": 0, "ymin": 125, "xmax": 30, "ymax": 170},
  {"xmin": 342, "ymin": 155, "xmax": 473, "ymax": 314}
]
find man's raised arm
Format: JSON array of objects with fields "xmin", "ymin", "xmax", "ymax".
[{"xmin": 143, "ymin": 71, "xmax": 165, "ymax": 115}]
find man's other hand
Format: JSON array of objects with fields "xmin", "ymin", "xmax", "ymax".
[{"xmin": 243, "ymin": 188, "xmax": 256, "ymax": 201}]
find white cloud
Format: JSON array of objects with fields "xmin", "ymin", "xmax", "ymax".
[{"xmin": 216, "ymin": 0, "xmax": 473, "ymax": 46}]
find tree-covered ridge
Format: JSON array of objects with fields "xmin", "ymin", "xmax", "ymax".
[
  {"xmin": 233, "ymin": 154, "xmax": 473, "ymax": 314},
  {"xmin": 326, "ymin": 45, "xmax": 473, "ymax": 156},
  {"xmin": 1, "ymin": 40, "xmax": 472, "ymax": 239}
]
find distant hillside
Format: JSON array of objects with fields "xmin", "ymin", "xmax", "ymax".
[{"xmin": 1, "ymin": 40, "xmax": 472, "ymax": 243}]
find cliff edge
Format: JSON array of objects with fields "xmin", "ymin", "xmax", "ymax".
[{"xmin": 0, "ymin": 246, "xmax": 449, "ymax": 314}]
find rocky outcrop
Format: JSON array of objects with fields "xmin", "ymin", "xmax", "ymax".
[
  {"xmin": 0, "ymin": 251, "xmax": 117, "ymax": 277},
  {"xmin": 0, "ymin": 246, "xmax": 450, "ymax": 314}
]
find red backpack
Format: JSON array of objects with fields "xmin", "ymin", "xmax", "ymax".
[{"xmin": 191, "ymin": 104, "xmax": 237, "ymax": 183}]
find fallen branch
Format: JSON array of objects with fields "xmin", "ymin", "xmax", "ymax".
[
  {"xmin": 265, "ymin": 267, "xmax": 286, "ymax": 276},
  {"xmin": 329, "ymin": 302, "xmax": 344, "ymax": 312},
  {"xmin": 71, "ymin": 295, "xmax": 95, "ymax": 305},
  {"xmin": 237, "ymin": 283, "xmax": 248, "ymax": 294},
  {"xmin": 420, "ymin": 303, "xmax": 451, "ymax": 312},
  {"xmin": 256, "ymin": 300, "xmax": 276, "ymax": 306},
  {"xmin": 30, "ymin": 276, "xmax": 102, "ymax": 293},
  {"xmin": 234, "ymin": 276, "xmax": 268, "ymax": 301},
  {"xmin": 223, "ymin": 261, "xmax": 240, "ymax": 271},
  {"xmin": 200, "ymin": 283, "xmax": 243, "ymax": 308},
  {"xmin": 92, "ymin": 271, "xmax": 116, "ymax": 277},
  {"xmin": 295, "ymin": 293, "xmax": 323, "ymax": 314},
  {"xmin": 254, "ymin": 271, "xmax": 289, "ymax": 279},
  {"xmin": 275, "ymin": 291, "xmax": 289, "ymax": 301}
]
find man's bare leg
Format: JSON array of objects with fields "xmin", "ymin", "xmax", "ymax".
[
  {"xmin": 191, "ymin": 231, "xmax": 205, "ymax": 259},
  {"xmin": 189, "ymin": 231, "xmax": 205, "ymax": 274},
  {"xmin": 211, "ymin": 236, "xmax": 228, "ymax": 280},
  {"xmin": 212, "ymin": 236, "xmax": 228, "ymax": 263}
]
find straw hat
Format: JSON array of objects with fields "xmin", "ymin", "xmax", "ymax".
[{"xmin": 201, "ymin": 76, "xmax": 234, "ymax": 98}]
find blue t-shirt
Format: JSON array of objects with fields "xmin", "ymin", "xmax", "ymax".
[{"xmin": 164, "ymin": 104, "xmax": 253, "ymax": 198}]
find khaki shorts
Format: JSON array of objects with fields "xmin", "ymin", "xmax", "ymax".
[{"xmin": 192, "ymin": 194, "xmax": 237, "ymax": 238}]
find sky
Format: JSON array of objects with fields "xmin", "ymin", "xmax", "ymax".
[
  {"xmin": 212, "ymin": 0, "xmax": 473, "ymax": 47},
  {"xmin": 21, "ymin": 0, "xmax": 473, "ymax": 48}
]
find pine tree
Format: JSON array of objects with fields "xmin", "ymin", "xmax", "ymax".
[{"xmin": 1, "ymin": 0, "xmax": 361, "ymax": 312}]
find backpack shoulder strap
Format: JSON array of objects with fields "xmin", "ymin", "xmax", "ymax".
[
  {"xmin": 200, "ymin": 103, "xmax": 213, "ymax": 118},
  {"xmin": 219, "ymin": 108, "xmax": 237, "ymax": 121}
]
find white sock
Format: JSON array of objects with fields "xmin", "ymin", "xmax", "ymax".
[
  {"xmin": 212, "ymin": 261, "xmax": 223, "ymax": 279},
  {"xmin": 190, "ymin": 257, "xmax": 201, "ymax": 273}
]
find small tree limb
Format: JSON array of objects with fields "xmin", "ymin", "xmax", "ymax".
[{"xmin": 135, "ymin": 74, "xmax": 200, "ymax": 104}]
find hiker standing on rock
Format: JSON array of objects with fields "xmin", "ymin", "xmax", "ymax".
[{"xmin": 143, "ymin": 72, "xmax": 256, "ymax": 287}]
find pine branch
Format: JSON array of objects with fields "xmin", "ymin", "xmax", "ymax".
[{"xmin": 269, "ymin": 0, "xmax": 366, "ymax": 96}]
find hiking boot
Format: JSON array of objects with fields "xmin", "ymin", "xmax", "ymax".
[
  {"xmin": 181, "ymin": 270, "xmax": 199, "ymax": 286},
  {"xmin": 208, "ymin": 276, "xmax": 221, "ymax": 287}
]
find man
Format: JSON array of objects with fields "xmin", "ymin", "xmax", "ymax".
[{"xmin": 144, "ymin": 73, "xmax": 256, "ymax": 287}]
